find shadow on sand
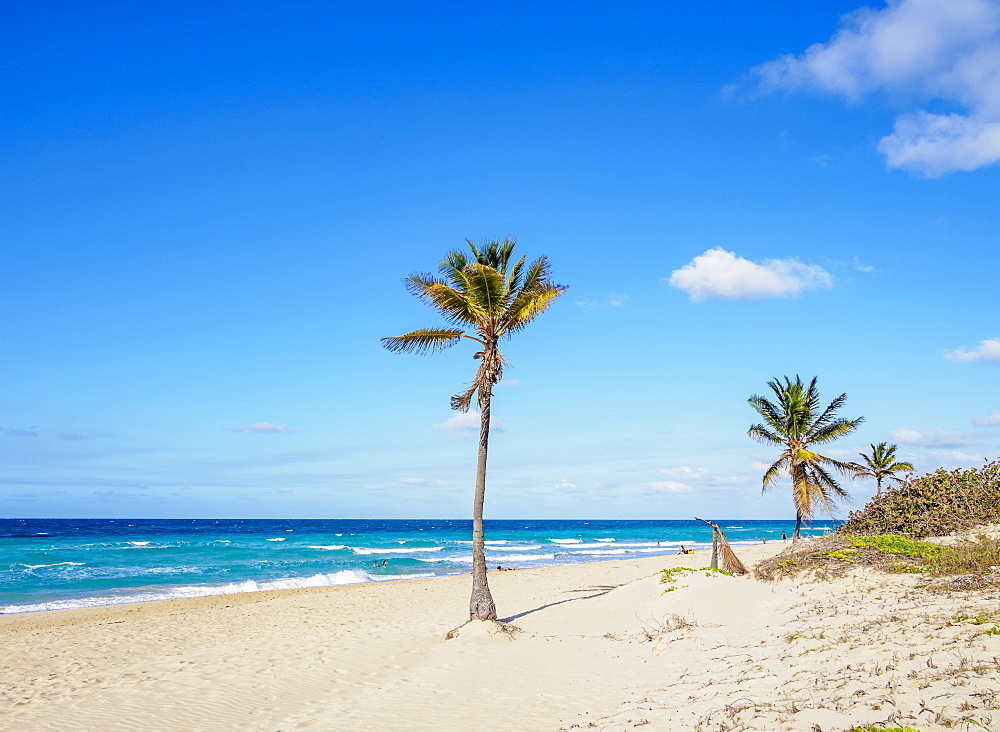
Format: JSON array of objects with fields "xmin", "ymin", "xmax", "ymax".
[{"xmin": 498, "ymin": 585, "xmax": 618, "ymax": 623}]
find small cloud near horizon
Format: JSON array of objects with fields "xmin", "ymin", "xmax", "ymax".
[
  {"xmin": 889, "ymin": 427, "xmax": 973, "ymax": 448},
  {"xmin": 746, "ymin": 0, "xmax": 1000, "ymax": 177},
  {"xmin": 972, "ymin": 409, "xmax": 1000, "ymax": 427},
  {"xmin": 554, "ymin": 479, "xmax": 578, "ymax": 491},
  {"xmin": 668, "ymin": 248, "xmax": 833, "ymax": 301},
  {"xmin": 575, "ymin": 294, "xmax": 631, "ymax": 310},
  {"xmin": 230, "ymin": 422, "xmax": 299, "ymax": 434},
  {"xmin": 434, "ymin": 411, "xmax": 503, "ymax": 435},
  {"xmin": 57, "ymin": 432, "xmax": 88, "ymax": 440},
  {"xmin": 644, "ymin": 480, "xmax": 692, "ymax": 493},
  {"xmin": 945, "ymin": 337, "xmax": 1000, "ymax": 364},
  {"xmin": 4, "ymin": 427, "xmax": 39, "ymax": 437}
]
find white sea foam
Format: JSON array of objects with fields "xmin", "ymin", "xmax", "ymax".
[
  {"xmin": 489, "ymin": 545, "xmax": 541, "ymax": 552},
  {"xmin": 457, "ymin": 540, "xmax": 509, "ymax": 545},
  {"xmin": 266, "ymin": 538, "xmax": 286, "ymax": 542},
  {"xmin": 567, "ymin": 548, "xmax": 628, "ymax": 556},
  {"xmin": 596, "ymin": 538, "xmax": 615, "ymax": 542},
  {"xmin": 726, "ymin": 526, "xmax": 743, "ymax": 529},
  {"xmin": 415, "ymin": 556, "xmax": 468, "ymax": 563},
  {"xmin": 21, "ymin": 562, "xmax": 86, "ymax": 570},
  {"xmin": 548, "ymin": 538, "xmax": 582, "ymax": 544},
  {"xmin": 487, "ymin": 553, "xmax": 554, "ymax": 562},
  {"xmin": 0, "ymin": 569, "xmax": 430, "ymax": 615},
  {"xmin": 307, "ymin": 545, "xmax": 347, "ymax": 551},
  {"xmin": 350, "ymin": 546, "xmax": 443, "ymax": 555},
  {"xmin": 128, "ymin": 541, "xmax": 150, "ymax": 546}
]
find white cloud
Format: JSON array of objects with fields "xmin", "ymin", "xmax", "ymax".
[
  {"xmin": 668, "ymin": 248, "xmax": 833, "ymax": 301},
  {"xmin": 231, "ymin": 422, "xmax": 298, "ymax": 434},
  {"xmin": 434, "ymin": 411, "xmax": 503, "ymax": 435},
  {"xmin": 889, "ymin": 427, "xmax": 973, "ymax": 447},
  {"xmin": 644, "ymin": 480, "xmax": 692, "ymax": 493},
  {"xmin": 878, "ymin": 113, "xmax": 1000, "ymax": 176},
  {"xmin": 945, "ymin": 337, "xmax": 1000, "ymax": 363},
  {"xmin": 575, "ymin": 295, "xmax": 631, "ymax": 310},
  {"xmin": 660, "ymin": 466, "xmax": 709, "ymax": 478},
  {"xmin": 554, "ymin": 479, "xmax": 578, "ymax": 491},
  {"xmin": 398, "ymin": 477, "xmax": 428, "ymax": 484},
  {"xmin": 973, "ymin": 408, "xmax": 1000, "ymax": 427},
  {"xmin": 751, "ymin": 0, "xmax": 1000, "ymax": 176},
  {"xmin": 496, "ymin": 378, "xmax": 521, "ymax": 388},
  {"xmin": 923, "ymin": 449, "xmax": 987, "ymax": 467},
  {"xmin": 853, "ymin": 256, "xmax": 875, "ymax": 272}
]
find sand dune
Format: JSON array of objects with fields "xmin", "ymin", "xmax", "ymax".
[{"xmin": 3, "ymin": 541, "xmax": 998, "ymax": 731}]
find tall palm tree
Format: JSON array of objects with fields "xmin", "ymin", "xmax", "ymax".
[
  {"xmin": 853, "ymin": 442, "xmax": 913, "ymax": 495},
  {"xmin": 382, "ymin": 238, "xmax": 565, "ymax": 621},
  {"xmin": 748, "ymin": 376, "xmax": 864, "ymax": 539}
]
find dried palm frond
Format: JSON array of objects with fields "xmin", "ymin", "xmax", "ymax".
[{"xmin": 694, "ymin": 517, "xmax": 748, "ymax": 575}]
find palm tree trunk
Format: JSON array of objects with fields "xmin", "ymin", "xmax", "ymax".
[
  {"xmin": 468, "ymin": 391, "xmax": 497, "ymax": 621},
  {"xmin": 792, "ymin": 511, "xmax": 802, "ymax": 541}
]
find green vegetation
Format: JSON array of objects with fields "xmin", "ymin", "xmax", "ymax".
[
  {"xmin": 847, "ymin": 535, "xmax": 942, "ymax": 559},
  {"xmin": 756, "ymin": 534, "xmax": 935, "ymax": 581},
  {"xmin": 951, "ymin": 614, "xmax": 987, "ymax": 624},
  {"xmin": 853, "ymin": 441, "xmax": 914, "ymax": 495},
  {"xmin": 839, "ymin": 459, "xmax": 1000, "ymax": 538},
  {"xmin": 812, "ymin": 549, "xmax": 861, "ymax": 562},
  {"xmin": 659, "ymin": 566, "xmax": 732, "ymax": 592},
  {"xmin": 747, "ymin": 375, "xmax": 864, "ymax": 539},
  {"xmin": 886, "ymin": 564, "xmax": 923, "ymax": 574},
  {"xmin": 382, "ymin": 238, "xmax": 565, "ymax": 620},
  {"xmin": 926, "ymin": 535, "xmax": 1000, "ymax": 576}
]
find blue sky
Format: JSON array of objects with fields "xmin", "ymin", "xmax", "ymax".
[{"xmin": 2, "ymin": 0, "xmax": 998, "ymax": 520}]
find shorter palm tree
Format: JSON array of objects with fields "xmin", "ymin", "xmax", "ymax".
[
  {"xmin": 853, "ymin": 442, "xmax": 914, "ymax": 495},
  {"xmin": 748, "ymin": 376, "xmax": 864, "ymax": 539}
]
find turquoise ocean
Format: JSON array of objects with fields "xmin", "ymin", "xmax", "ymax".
[{"xmin": 0, "ymin": 518, "xmax": 835, "ymax": 614}]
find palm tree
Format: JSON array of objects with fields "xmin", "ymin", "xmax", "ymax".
[
  {"xmin": 382, "ymin": 238, "xmax": 565, "ymax": 621},
  {"xmin": 853, "ymin": 442, "xmax": 913, "ymax": 495},
  {"xmin": 748, "ymin": 376, "xmax": 864, "ymax": 539}
]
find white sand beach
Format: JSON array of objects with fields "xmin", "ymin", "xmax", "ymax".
[{"xmin": 3, "ymin": 540, "xmax": 999, "ymax": 731}]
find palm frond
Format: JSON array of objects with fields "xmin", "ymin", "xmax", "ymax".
[
  {"xmin": 501, "ymin": 285, "xmax": 566, "ymax": 334},
  {"xmin": 748, "ymin": 423, "xmax": 784, "ymax": 445},
  {"xmin": 761, "ymin": 454, "xmax": 789, "ymax": 491},
  {"xmin": 381, "ymin": 329, "xmax": 466, "ymax": 355},
  {"xmin": 464, "ymin": 263, "xmax": 508, "ymax": 320},
  {"xmin": 748, "ymin": 396, "xmax": 786, "ymax": 434},
  {"xmin": 809, "ymin": 416, "xmax": 864, "ymax": 444}
]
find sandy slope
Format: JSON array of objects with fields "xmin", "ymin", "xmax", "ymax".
[{"xmin": 2, "ymin": 541, "xmax": 998, "ymax": 731}]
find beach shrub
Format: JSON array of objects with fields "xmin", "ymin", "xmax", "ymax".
[
  {"xmin": 846, "ymin": 535, "xmax": 941, "ymax": 559},
  {"xmin": 755, "ymin": 535, "xmax": 933, "ymax": 581},
  {"xmin": 659, "ymin": 566, "xmax": 731, "ymax": 592},
  {"xmin": 926, "ymin": 535, "xmax": 1000, "ymax": 577},
  {"xmin": 812, "ymin": 549, "xmax": 861, "ymax": 562},
  {"xmin": 838, "ymin": 459, "xmax": 1000, "ymax": 538}
]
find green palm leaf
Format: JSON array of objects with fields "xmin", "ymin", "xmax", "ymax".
[
  {"xmin": 380, "ymin": 329, "xmax": 467, "ymax": 355},
  {"xmin": 748, "ymin": 375, "xmax": 864, "ymax": 539}
]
